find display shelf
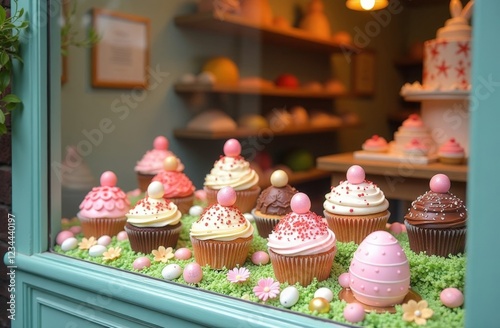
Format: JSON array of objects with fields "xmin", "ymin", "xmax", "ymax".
[
  {"xmin": 174, "ymin": 13, "xmax": 359, "ymax": 54},
  {"xmin": 174, "ymin": 122, "xmax": 358, "ymax": 140},
  {"xmin": 394, "ymin": 56, "xmax": 422, "ymax": 68},
  {"xmin": 174, "ymin": 83, "xmax": 351, "ymax": 99},
  {"xmin": 286, "ymin": 168, "xmax": 331, "ymax": 185}
]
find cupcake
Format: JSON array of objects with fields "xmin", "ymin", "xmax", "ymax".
[
  {"xmin": 77, "ymin": 171, "xmax": 130, "ymax": 238},
  {"xmin": 252, "ymin": 170, "xmax": 298, "ymax": 238},
  {"xmin": 323, "ymin": 165, "xmax": 390, "ymax": 244},
  {"xmin": 190, "ymin": 187, "xmax": 254, "ymax": 269},
  {"xmin": 268, "ymin": 193, "xmax": 337, "ymax": 286},
  {"xmin": 438, "ymin": 138, "xmax": 465, "ymax": 165},
  {"xmin": 404, "ymin": 138, "xmax": 430, "ymax": 157},
  {"xmin": 203, "ymin": 139, "xmax": 260, "ymax": 213},
  {"xmin": 125, "ymin": 181, "xmax": 182, "ymax": 254},
  {"xmin": 362, "ymin": 135, "xmax": 388, "ymax": 152},
  {"xmin": 152, "ymin": 156, "xmax": 195, "ymax": 214},
  {"xmin": 404, "ymin": 174, "xmax": 467, "ymax": 257},
  {"xmin": 134, "ymin": 136, "xmax": 185, "ymax": 192}
]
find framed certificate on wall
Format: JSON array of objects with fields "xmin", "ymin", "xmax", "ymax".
[{"xmin": 92, "ymin": 8, "xmax": 150, "ymax": 88}]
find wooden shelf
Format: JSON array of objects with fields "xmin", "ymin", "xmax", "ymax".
[
  {"xmin": 174, "ymin": 13, "xmax": 359, "ymax": 54},
  {"xmin": 394, "ymin": 57, "xmax": 422, "ymax": 68},
  {"xmin": 174, "ymin": 123, "xmax": 358, "ymax": 140},
  {"xmin": 174, "ymin": 83, "xmax": 351, "ymax": 99}
]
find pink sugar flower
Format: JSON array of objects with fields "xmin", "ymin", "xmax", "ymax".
[
  {"xmin": 253, "ymin": 278, "xmax": 280, "ymax": 301},
  {"xmin": 227, "ymin": 267, "xmax": 250, "ymax": 283}
]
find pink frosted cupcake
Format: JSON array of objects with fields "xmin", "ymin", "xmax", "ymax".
[
  {"xmin": 190, "ymin": 187, "xmax": 254, "ymax": 269},
  {"xmin": 204, "ymin": 139, "xmax": 260, "ymax": 213},
  {"xmin": 268, "ymin": 193, "xmax": 337, "ymax": 286},
  {"xmin": 134, "ymin": 136, "xmax": 185, "ymax": 192},
  {"xmin": 438, "ymin": 138, "xmax": 465, "ymax": 165},
  {"xmin": 77, "ymin": 171, "xmax": 130, "ymax": 238},
  {"xmin": 362, "ymin": 135, "xmax": 388, "ymax": 152},
  {"xmin": 404, "ymin": 138, "xmax": 430, "ymax": 156},
  {"xmin": 152, "ymin": 156, "xmax": 195, "ymax": 214},
  {"xmin": 125, "ymin": 181, "xmax": 182, "ymax": 254},
  {"xmin": 323, "ymin": 165, "xmax": 390, "ymax": 244}
]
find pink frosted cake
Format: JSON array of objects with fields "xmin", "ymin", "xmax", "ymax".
[
  {"xmin": 348, "ymin": 230, "xmax": 410, "ymax": 307},
  {"xmin": 438, "ymin": 138, "xmax": 465, "ymax": 164},
  {"xmin": 77, "ymin": 171, "xmax": 130, "ymax": 238},
  {"xmin": 204, "ymin": 139, "xmax": 260, "ymax": 213},
  {"xmin": 152, "ymin": 156, "xmax": 195, "ymax": 214},
  {"xmin": 135, "ymin": 136, "xmax": 185, "ymax": 192},
  {"xmin": 362, "ymin": 135, "xmax": 388, "ymax": 153},
  {"xmin": 392, "ymin": 114, "xmax": 436, "ymax": 154},
  {"xmin": 268, "ymin": 193, "xmax": 337, "ymax": 286},
  {"xmin": 404, "ymin": 138, "xmax": 430, "ymax": 157}
]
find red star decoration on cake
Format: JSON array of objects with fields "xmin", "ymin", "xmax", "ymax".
[
  {"xmin": 430, "ymin": 44, "xmax": 440, "ymax": 59},
  {"xmin": 440, "ymin": 40, "xmax": 448, "ymax": 48},
  {"xmin": 456, "ymin": 66, "xmax": 466, "ymax": 77},
  {"xmin": 456, "ymin": 42, "xmax": 471, "ymax": 57},
  {"xmin": 436, "ymin": 60, "xmax": 450, "ymax": 77}
]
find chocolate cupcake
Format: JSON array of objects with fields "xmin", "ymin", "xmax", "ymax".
[
  {"xmin": 252, "ymin": 170, "xmax": 298, "ymax": 238},
  {"xmin": 125, "ymin": 181, "xmax": 182, "ymax": 254},
  {"xmin": 404, "ymin": 174, "xmax": 467, "ymax": 257}
]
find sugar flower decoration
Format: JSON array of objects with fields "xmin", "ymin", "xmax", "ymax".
[
  {"xmin": 227, "ymin": 267, "xmax": 250, "ymax": 283},
  {"xmin": 152, "ymin": 246, "xmax": 175, "ymax": 263},
  {"xmin": 78, "ymin": 237, "xmax": 97, "ymax": 250},
  {"xmin": 402, "ymin": 300, "xmax": 434, "ymax": 325},
  {"xmin": 253, "ymin": 278, "xmax": 280, "ymax": 301},
  {"xmin": 103, "ymin": 247, "xmax": 122, "ymax": 261}
]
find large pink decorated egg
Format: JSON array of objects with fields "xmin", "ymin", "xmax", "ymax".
[{"xmin": 349, "ymin": 230, "xmax": 410, "ymax": 307}]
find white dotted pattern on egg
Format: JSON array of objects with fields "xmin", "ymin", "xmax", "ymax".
[
  {"xmin": 162, "ymin": 264, "xmax": 183, "ymax": 281},
  {"xmin": 61, "ymin": 237, "xmax": 78, "ymax": 251},
  {"xmin": 349, "ymin": 231, "xmax": 410, "ymax": 307},
  {"xmin": 88, "ymin": 245, "xmax": 107, "ymax": 257},
  {"xmin": 280, "ymin": 286, "xmax": 299, "ymax": 308}
]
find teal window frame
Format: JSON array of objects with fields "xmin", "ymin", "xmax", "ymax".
[{"xmin": 9, "ymin": 1, "xmax": 500, "ymax": 327}]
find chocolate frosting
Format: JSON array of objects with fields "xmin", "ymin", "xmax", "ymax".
[
  {"xmin": 404, "ymin": 191, "xmax": 467, "ymax": 229},
  {"xmin": 255, "ymin": 184, "xmax": 297, "ymax": 216}
]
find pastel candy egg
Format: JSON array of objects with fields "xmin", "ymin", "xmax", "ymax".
[
  {"xmin": 60, "ymin": 237, "xmax": 78, "ymax": 251},
  {"xmin": 389, "ymin": 222, "xmax": 403, "ymax": 235},
  {"xmin": 251, "ymin": 251, "xmax": 270, "ymax": 265},
  {"xmin": 280, "ymin": 286, "xmax": 299, "ymax": 308},
  {"xmin": 440, "ymin": 288, "xmax": 464, "ymax": 308},
  {"xmin": 314, "ymin": 287, "xmax": 334, "ymax": 302},
  {"xmin": 162, "ymin": 264, "xmax": 183, "ymax": 281},
  {"xmin": 349, "ymin": 230, "xmax": 410, "ymax": 307},
  {"xmin": 88, "ymin": 245, "xmax": 107, "ymax": 257},
  {"xmin": 338, "ymin": 273, "xmax": 350, "ymax": 288},
  {"xmin": 97, "ymin": 235, "xmax": 112, "ymax": 246},
  {"xmin": 189, "ymin": 205, "xmax": 204, "ymax": 216},
  {"xmin": 69, "ymin": 225, "xmax": 82, "ymax": 235},
  {"xmin": 174, "ymin": 248, "xmax": 192, "ymax": 260},
  {"xmin": 133, "ymin": 257, "xmax": 151, "ymax": 270},
  {"xmin": 223, "ymin": 138, "xmax": 241, "ymax": 157},
  {"xmin": 343, "ymin": 303, "xmax": 365, "ymax": 323},
  {"xmin": 430, "ymin": 174, "xmax": 451, "ymax": 193},
  {"xmin": 346, "ymin": 165, "xmax": 365, "ymax": 184},
  {"xmin": 290, "ymin": 192, "xmax": 311, "ymax": 214},
  {"xmin": 308, "ymin": 297, "xmax": 330, "ymax": 313},
  {"xmin": 56, "ymin": 230, "xmax": 74, "ymax": 245},
  {"xmin": 183, "ymin": 262, "xmax": 203, "ymax": 283},
  {"xmin": 244, "ymin": 213, "xmax": 254, "ymax": 222},
  {"xmin": 117, "ymin": 231, "xmax": 128, "ymax": 241}
]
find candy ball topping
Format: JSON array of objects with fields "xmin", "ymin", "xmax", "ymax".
[
  {"xmin": 290, "ymin": 192, "xmax": 311, "ymax": 214},
  {"xmin": 223, "ymin": 138, "xmax": 241, "ymax": 157},
  {"xmin": 430, "ymin": 174, "xmax": 451, "ymax": 193},
  {"xmin": 346, "ymin": 165, "xmax": 365, "ymax": 184},
  {"xmin": 217, "ymin": 186, "xmax": 237, "ymax": 207}
]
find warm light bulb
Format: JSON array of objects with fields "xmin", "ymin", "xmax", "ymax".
[{"xmin": 360, "ymin": 0, "xmax": 375, "ymax": 10}]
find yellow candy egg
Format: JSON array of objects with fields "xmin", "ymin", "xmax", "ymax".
[{"xmin": 308, "ymin": 297, "xmax": 330, "ymax": 313}]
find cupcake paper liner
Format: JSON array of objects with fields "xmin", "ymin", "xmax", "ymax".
[
  {"xmin": 204, "ymin": 186, "xmax": 261, "ymax": 213},
  {"xmin": 404, "ymin": 222, "xmax": 466, "ymax": 257},
  {"xmin": 78, "ymin": 216, "xmax": 127, "ymax": 238},
  {"xmin": 251, "ymin": 209, "xmax": 282, "ymax": 238},
  {"xmin": 268, "ymin": 246, "xmax": 337, "ymax": 286},
  {"xmin": 323, "ymin": 211, "xmax": 390, "ymax": 244},
  {"xmin": 190, "ymin": 235, "xmax": 253, "ymax": 269},
  {"xmin": 136, "ymin": 173, "xmax": 155, "ymax": 192},
  {"xmin": 170, "ymin": 194, "xmax": 194, "ymax": 214},
  {"xmin": 125, "ymin": 222, "xmax": 182, "ymax": 254}
]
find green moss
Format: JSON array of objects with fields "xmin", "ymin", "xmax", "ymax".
[{"xmin": 55, "ymin": 218, "xmax": 465, "ymax": 327}]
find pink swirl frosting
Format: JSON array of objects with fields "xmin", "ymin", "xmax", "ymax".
[
  {"xmin": 402, "ymin": 114, "xmax": 424, "ymax": 129},
  {"xmin": 152, "ymin": 171, "xmax": 195, "ymax": 198},
  {"xmin": 362, "ymin": 135, "xmax": 388, "ymax": 151},
  {"xmin": 78, "ymin": 171, "xmax": 130, "ymax": 219},
  {"xmin": 134, "ymin": 136, "xmax": 185, "ymax": 174},
  {"xmin": 439, "ymin": 138, "xmax": 465, "ymax": 155}
]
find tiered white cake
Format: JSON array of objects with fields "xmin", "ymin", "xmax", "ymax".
[{"xmin": 391, "ymin": 114, "xmax": 436, "ymax": 154}]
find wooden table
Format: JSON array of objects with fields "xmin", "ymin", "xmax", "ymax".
[{"xmin": 317, "ymin": 152, "xmax": 467, "ymax": 201}]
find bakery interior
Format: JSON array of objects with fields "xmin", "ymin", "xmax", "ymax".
[{"xmin": 2, "ymin": 0, "xmax": 499, "ymax": 327}]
